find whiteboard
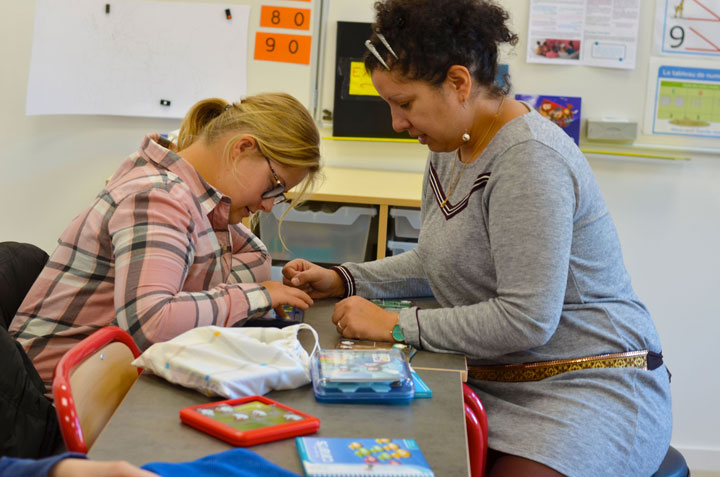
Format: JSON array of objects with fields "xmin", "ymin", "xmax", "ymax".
[
  {"xmin": 315, "ymin": 0, "xmax": 720, "ymax": 153},
  {"xmin": 25, "ymin": 0, "xmax": 321, "ymax": 118}
]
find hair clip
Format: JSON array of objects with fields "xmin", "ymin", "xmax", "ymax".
[
  {"xmin": 224, "ymin": 103, "xmax": 233, "ymax": 111},
  {"xmin": 375, "ymin": 32, "xmax": 398, "ymax": 60},
  {"xmin": 365, "ymin": 40, "xmax": 390, "ymax": 70}
]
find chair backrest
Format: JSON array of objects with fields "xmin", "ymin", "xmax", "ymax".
[
  {"xmin": 463, "ymin": 383, "xmax": 489, "ymax": 477},
  {"xmin": 52, "ymin": 326, "xmax": 141, "ymax": 453}
]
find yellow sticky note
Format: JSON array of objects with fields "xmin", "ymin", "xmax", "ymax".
[{"xmin": 348, "ymin": 61, "xmax": 380, "ymax": 97}]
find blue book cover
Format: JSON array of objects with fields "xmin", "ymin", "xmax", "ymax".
[
  {"xmin": 296, "ymin": 437, "xmax": 434, "ymax": 476},
  {"xmin": 515, "ymin": 94, "xmax": 582, "ymax": 145},
  {"xmin": 410, "ymin": 371, "xmax": 432, "ymax": 399}
]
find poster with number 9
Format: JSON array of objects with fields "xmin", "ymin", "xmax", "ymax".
[{"xmin": 653, "ymin": 0, "xmax": 720, "ymax": 58}]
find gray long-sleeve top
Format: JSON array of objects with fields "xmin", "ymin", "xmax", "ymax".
[{"xmin": 340, "ymin": 109, "xmax": 662, "ymax": 365}]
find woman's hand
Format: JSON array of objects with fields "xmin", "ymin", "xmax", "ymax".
[
  {"xmin": 261, "ymin": 281, "xmax": 314, "ymax": 317},
  {"xmin": 282, "ymin": 259, "xmax": 345, "ymax": 299},
  {"xmin": 331, "ymin": 296, "xmax": 399, "ymax": 342}
]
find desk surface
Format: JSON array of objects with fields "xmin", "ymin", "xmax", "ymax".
[
  {"xmin": 301, "ymin": 299, "xmax": 468, "ymax": 379},
  {"xmin": 89, "ymin": 299, "xmax": 469, "ymax": 476},
  {"xmin": 290, "ymin": 167, "xmax": 424, "ymax": 208}
]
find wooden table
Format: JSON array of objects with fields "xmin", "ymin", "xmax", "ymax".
[{"xmin": 89, "ymin": 299, "xmax": 469, "ymax": 475}]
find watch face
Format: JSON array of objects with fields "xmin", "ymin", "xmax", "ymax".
[{"xmin": 392, "ymin": 325, "xmax": 405, "ymax": 342}]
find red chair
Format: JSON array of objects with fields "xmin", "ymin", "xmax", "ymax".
[
  {"xmin": 463, "ymin": 383, "xmax": 489, "ymax": 477},
  {"xmin": 52, "ymin": 326, "xmax": 141, "ymax": 453}
]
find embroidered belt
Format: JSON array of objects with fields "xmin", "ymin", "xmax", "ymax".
[{"xmin": 468, "ymin": 350, "xmax": 664, "ymax": 382}]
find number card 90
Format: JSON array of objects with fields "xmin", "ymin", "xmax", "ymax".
[{"xmin": 254, "ymin": 32, "xmax": 312, "ymax": 65}]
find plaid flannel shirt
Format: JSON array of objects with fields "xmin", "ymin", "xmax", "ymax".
[{"xmin": 10, "ymin": 135, "xmax": 272, "ymax": 392}]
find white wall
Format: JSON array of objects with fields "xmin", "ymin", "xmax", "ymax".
[
  {"xmin": 2, "ymin": 0, "xmax": 719, "ymax": 471},
  {"xmin": 588, "ymin": 152, "xmax": 720, "ymax": 471},
  {"xmin": 0, "ymin": 2, "xmax": 182, "ymax": 252}
]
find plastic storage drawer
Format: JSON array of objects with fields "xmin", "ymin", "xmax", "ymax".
[
  {"xmin": 389, "ymin": 207, "xmax": 421, "ymax": 241},
  {"xmin": 387, "ymin": 240, "xmax": 418, "ymax": 256},
  {"xmin": 259, "ymin": 203, "xmax": 377, "ymax": 264}
]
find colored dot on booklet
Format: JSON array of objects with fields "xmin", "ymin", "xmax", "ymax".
[{"xmin": 214, "ymin": 331, "xmax": 221, "ymax": 337}]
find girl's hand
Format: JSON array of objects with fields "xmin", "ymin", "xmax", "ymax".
[
  {"xmin": 282, "ymin": 259, "xmax": 345, "ymax": 299},
  {"xmin": 261, "ymin": 281, "xmax": 313, "ymax": 317}
]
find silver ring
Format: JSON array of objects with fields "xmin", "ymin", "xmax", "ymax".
[{"xmin": 337, "ymin": 323, "xmax": 344, "ymax": 331}]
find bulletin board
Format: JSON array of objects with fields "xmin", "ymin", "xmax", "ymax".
[
  {"xmin": 331, "ymin": 21, "xmax": 411, "ymax": 139},
  {"xmin": 315, "ymin": 0, "xmax": 377, "ymax": 128},
  {"xmin": 315, "ymin": 0, "xmax": 720, "ymax": 154}
]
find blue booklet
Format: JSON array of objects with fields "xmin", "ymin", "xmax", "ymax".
[
  {"xmin": 296, "ymin": 437, "xmax": 434, "ymax": 476},
  {"xmin": 410, "ymin": 370, "xmax": 432, "ymax": 399}
]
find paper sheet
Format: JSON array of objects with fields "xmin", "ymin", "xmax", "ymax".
[
  {"xmin": 26, "ymin": 0, "xmax": 250, "ymax": 118},
  {"xmin": 526, "ymin": 0, "xmax": 640, "ymax": 69},
  {"xmin": 653, "ymin": 0, "xmax": 720, "ymax": 58},
  {"xmin": 644, "ymin": 57, "xmax": 720, "ymax": 138}
]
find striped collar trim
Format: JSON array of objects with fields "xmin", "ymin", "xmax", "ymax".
[{"xmin": 428, "ymin": 163, "xmax": 491, "ymax": 220}]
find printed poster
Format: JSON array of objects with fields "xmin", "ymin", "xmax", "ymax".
[
  {"xmin": 516, "ymin": 94, "xmax": 582, "ymax": 145},
  {"xmin": 527, "ymin": 0, "xmax": 641, "ymax": 69},
  {"xmin": 653, "ymin": 0, "xmax": 720, "ymax": 58},
  {"xmin": 644, "ymin": 57, "xmax": 720, "ymax": 138}
]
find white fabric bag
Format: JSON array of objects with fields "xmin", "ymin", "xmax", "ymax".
[{"xmin": 131, "ymin": 323, "xmax": 319, "ymax": 398}]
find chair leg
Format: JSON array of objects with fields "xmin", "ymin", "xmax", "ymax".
[
  {"xmin": 463, "ymin": 384, "xmax": 488, "ymax": 473},
  {"xmin": 465, "ymin": 403, "xmax": 485, "ymax": 477}
]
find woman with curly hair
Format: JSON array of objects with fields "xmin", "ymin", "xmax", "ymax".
[{"xmin": 284, "ymin": 1, "xmax": 672, "ymax": 475}]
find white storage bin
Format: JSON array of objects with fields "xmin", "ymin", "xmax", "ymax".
[
  {"xmin": 259, "ymin": 203, "xmax": 377, "ymax": 264},
  {"xmin": 389, "ymin": 207, "xmax": 421, "ymax": 241},
  {"xmin": 387, "ymin": 240, "xmax": 418, "ymax": 256},
  {"xmin": 270, "ymin": 265, "xmax": 284, "ymax": 281}
]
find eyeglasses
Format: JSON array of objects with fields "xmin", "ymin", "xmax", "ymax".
[{"xmin": 261, "ymin": 157, "xmax": 287, "ymax": 205}]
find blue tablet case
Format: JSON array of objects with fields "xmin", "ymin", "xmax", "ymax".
[{"xmin": 311, "ymin": 348, "xmax": 414, "ymax": 403}]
